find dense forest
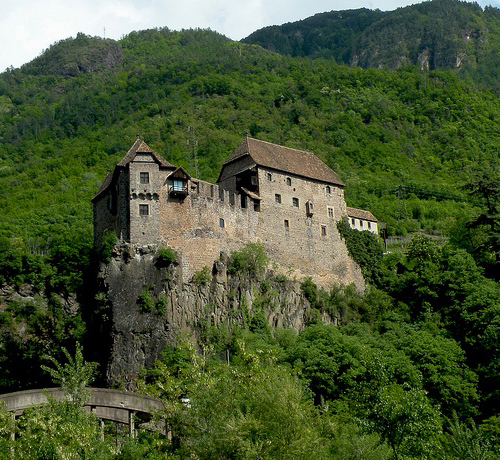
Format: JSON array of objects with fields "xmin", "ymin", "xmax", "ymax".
[
  {"xmin": 244, "ymin": 0, "xmax": 500, "ymax": 90},
  {"xmin": 0, "ymin": 0, "xmax": 500, "ymax": 457}
]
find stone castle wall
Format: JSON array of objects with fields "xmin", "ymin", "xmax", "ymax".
[
  {"xmin": 254, "ymin": 168, "xmax": 362, "ymax": 287},
  {"xmin": 95, "ymin": 154, "xmax": 364, "ymax": 289},
  {"xmin": 158, "ymin": 181, "xmax": 260, "ymax": 281}
]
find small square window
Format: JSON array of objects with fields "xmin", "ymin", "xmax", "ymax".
[
  {"xmin": 220, "ymin": 218, "xmax": 225, "ymax": 228},
  {"xmin": 321, "ymin": 225, "xmax": 327, "ymax": 236},
  {"xmin": 292, "ymin": 197, "xmax": 299, "ymax": 207},
  {"xmin": 328, "ymin": 207, "xmax": 334, "ymax": 218},
  {"xmin": 266, "ymin": 173, "xmax": 272, "ymax": 181},
  {"xmin": 286, "ymin": 177, "xmax": 292, "ymax": 186},
  {"xmin": 326, "ymin": 186, "xmax": 331, "ymax": 194},
  {"xmin": 140, "ymin": 172, "xmax": 149, "ymax": 184},
  {"xmin": 275, "ymin": 194, "xmax": 281, "ymax": 204},
  {"xmin": 139, "ymin": 204, "xmax": 149, "ymax": 216}
]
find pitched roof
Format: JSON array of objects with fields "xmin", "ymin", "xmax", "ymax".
[
  {"xmin": 347, "ymin": 207, "xmax": 378, "ymax": 222},
  {"xmin": 93, "ymin": 171, "xmax": 113, "ymax": 199},
  {"xmin": 92, "ymin": 139, "xmax": 174, "ymax": 202},
  {"xmin": 166, "ymin": 166, "xmax": 191, "ymax": 180},
  {"xmin": 223, "ymin": 137, "xmax": 344, "ymax": 186},
  {"xmin": 118, "ymin": 138, "xmax": 174, "ymax": 168}
]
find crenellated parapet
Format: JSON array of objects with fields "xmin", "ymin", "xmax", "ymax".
[{"xmin": 93, "ymin": 137, "xmax": 370, "ymax": 289}]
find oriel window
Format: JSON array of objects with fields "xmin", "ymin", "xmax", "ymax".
[{"xmin": 140, "ymin": 172, "xmax": 149, "ymax": 184}]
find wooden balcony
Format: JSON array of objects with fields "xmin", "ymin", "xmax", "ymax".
[{"xmin": 169, "ymin": 183, "xmax": 188, "ymax": 198}]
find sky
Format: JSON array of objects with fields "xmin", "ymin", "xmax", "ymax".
[{"xmin": 1, "ymin": 0, "xmax": 499, "ymax": 72}]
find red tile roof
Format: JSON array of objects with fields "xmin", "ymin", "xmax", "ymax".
[{"xmin": 224, "ymin": 137, "xmax": 344, "ymax": 186}]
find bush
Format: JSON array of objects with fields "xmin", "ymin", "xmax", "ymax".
[
  {"xmin": 337, "ymin": 218, "xmax": 384, "ymax": 285},
  {"xmin": 301, "ymin": 277, "xmax": 318, "ymax": 305},
  {"xmin": 156, "ymin": 247, "xmax": 176, "ymax": 267},
  {"xmin": 137, "ymin": 289, "xmax": 154, "ymax": 313},
  {"xmin": 192, "ymin": 266, "xmax": 211, "ymax": 285},
  {"xmin": 97, "ymin": 231, "xmax": 117, "ymax": 264},
  {"xmin": 155, "ymin": 295, "xmax": 167, "ymax": 316},
  {"xmin": 229, "ymin": 243, "xmax": 269, "ymax": 277}
]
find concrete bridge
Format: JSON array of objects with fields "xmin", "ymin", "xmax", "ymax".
[{"xmin": 0, "ymin": 387, "xmax": 165, "ymax": 437}]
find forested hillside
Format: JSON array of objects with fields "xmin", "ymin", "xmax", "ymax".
[
  {"xmin": 0, "ymin": 12, "xmax": 499, "ymax": 458},
  {"xmin": 2, "ymin": 26, "xmax": 500, "ymax": 248},
  {"xmin": 243, "ymin": 0, "xmax": 500, "ymax": 90}
]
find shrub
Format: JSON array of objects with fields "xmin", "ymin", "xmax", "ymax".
[
  {"xmin": 137, "ymin": 289, "xmax": 154, "ymax": 313},
  {"xmin": 97, "ymin": 231, "xmax": 117, "ymax": 263},
  {"xmin": 156, "ymin": 247, "xmax": 177, "ymax": 267},
  {"xmin": 156, "ymin": 295, "xmax": 167, "ymax": 316},
  {"xmin": 305, "ymin": 308, "xmax": 322, "ymax": 326},
  {"xmin": 192, "ymin": 266, "xmax": 211, "ymax": 285},
  {"xmin": 301, "ymin": 277, "xmax": 318, "ymax": 305},
  {"xmin": 229, "ymin": 243, "xmax": 269, "ymax": 277},
  {"xmin": 337, "ymin": 217, "xmax": 384, "ymax": 285},
  {"xmin": 274, "ymin": 273, "xmax": 288, "ymax": 283}
]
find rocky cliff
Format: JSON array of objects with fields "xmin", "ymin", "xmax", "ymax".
[{"xmin": 94, "ymin": 243, "xmax": 318, "ymax": 388}]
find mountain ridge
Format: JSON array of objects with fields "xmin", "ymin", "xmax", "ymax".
[{"xmin": 242, "ymin": 0, "xmax": 500, "ymax": 87}]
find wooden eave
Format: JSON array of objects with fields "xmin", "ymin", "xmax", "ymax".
[{"xmin": 166, "ymin": 167, "xmax": 191, "ymax": 180}]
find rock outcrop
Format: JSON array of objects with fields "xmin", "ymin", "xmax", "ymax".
[{"xmin": 95, "ymin": 244, "xmax": 316, "ymax": 388}]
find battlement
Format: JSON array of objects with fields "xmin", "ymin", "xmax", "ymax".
[
  {"xmin": 93, "ymin": 137, "xmax": 366, "ymax": 289},
  {"xmin": 192, "ymin": 179, "xmax": 259, "ymax": 212}
]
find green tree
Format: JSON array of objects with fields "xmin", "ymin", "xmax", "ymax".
[
  {"xmin": 441, "ymin": 413, "xmax": 500, "ymax": 460},
  {"xmin": 12, "ymin": 399, "xmax": 114, "ymax": 460},
  {"xmin": 180, "ymin": 353, "xmax": 329, "ymax": 459},
  {"xmin": 229, "ymin": 243, "xmax": 269, "ymax": 277},
  {"xmin": 371, "ymin": 384, "xmax": 442, "ymax": 459},
  {"xmin": 41, "ymin": 343, "xmax": 98, "ymax": 407},
  {"xmin": 462, "ymin": 168, "xmax": 500, "ymax": 280}
]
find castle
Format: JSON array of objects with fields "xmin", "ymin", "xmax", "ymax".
[{"xmin": 92, "ymin": 137, "xmax": 377, "ymax": 288}]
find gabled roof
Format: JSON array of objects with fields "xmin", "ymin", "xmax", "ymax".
[
  {"xmin": 118, "ymin": 138, "xmax": 174, "ymax": 168},
  {"xmin": 222, "ymin": 137, "xmax": 344, "ymax": 186},
  {"xmin": 93, "ymin": 171, "xmax": 114, "ymax": 200},
  {"xmin": 92, "ymin": 139, "xmax": 175, "ymax": 202},
  {"xmin": 347, "ymin": 207, "xmax": 378, "ymax": 222},
  {"xmin": 167, "ymin": 166, "xmax": 191, "ymax": 180}
]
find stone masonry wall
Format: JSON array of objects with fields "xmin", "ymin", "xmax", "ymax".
[
  {"xmin": 129, "ymin": 156, "xmax": 161, "ymax": 244},
  {"xmin": 158, "ymin": 181, "xmax": 260, "ymax": 282},
  {"xmin": 94, "ymin": 158, "xmax": 364, "ymax": 290},
  {"xmin": 255, "ymin": 168, "xmax": 363, "ymax": 288}
]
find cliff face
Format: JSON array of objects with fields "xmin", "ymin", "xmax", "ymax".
[{"xmin": 96, "ymin": 243, "xmax": 316, "ymax": 388}]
